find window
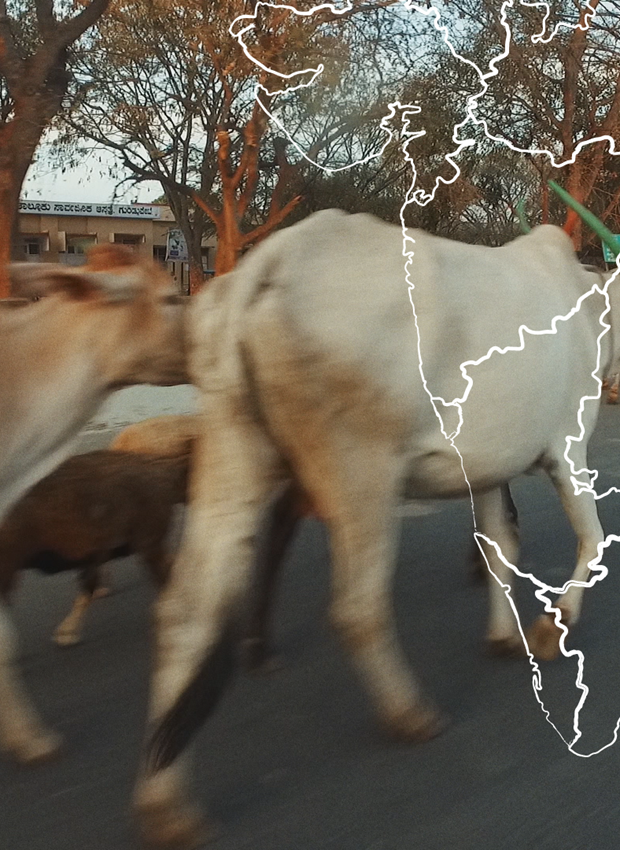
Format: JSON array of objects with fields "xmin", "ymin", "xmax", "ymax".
[
  {"xmin": 153, "ymin": 244, "xmax": 167, "ymax": 264},
  {"xmin": 113, "ymin": 233, "xmax": 144, "ymax": 248},
  {"xmin": 201, "ymin": 246, "xmax": 214, "ymax": 273},
  {"xmin": 20, "ymin": 234, "xmax": 48, "ymax": 261},
  {"xmin": 66, "ymin": 235, "xmax": 96, "ymax": 255}
]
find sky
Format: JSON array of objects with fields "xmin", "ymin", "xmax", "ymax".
[{"xmin": 22, "ymin": 144, "xmax": 162, "ymax": 205}]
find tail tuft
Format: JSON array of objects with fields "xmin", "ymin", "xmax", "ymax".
[{"xmin": 146, "ymin": 619, "xmax": 239, "ymax": 773}]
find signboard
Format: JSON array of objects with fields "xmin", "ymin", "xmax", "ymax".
[
  {"xmin": 19, "ymin": 200, "xmax": 162, "ymax": 219},
  {"xmin": 602, "ymin": 236, "xmax": 620, "ymax": 264},
  {"xmin": 165, "ymin": 229, "xmax": 189, "ymax": 262}
]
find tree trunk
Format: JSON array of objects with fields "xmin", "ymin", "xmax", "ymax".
[
  {"xmin": 541, "ymin": 180, "xmax": 549, "ymax": 225},
  {"xmin": 188, "ymin": 259, "xmax": 204, "ymax": 295},
  {"xmin": 0, "ymin": 211, "xmax": 13, "ymax": 297},
  {"xmin": 0, "ymin": 0, "xmax": 112, "ymax": 296},
  {"xmin": 214, "ymin": 219, "xmax": 244, "ymax": 276},
  {"xmin": 0, "ymin": 165, "xmax": 24, "ymax": 297},
  {"xmin": 0, "ymin": 103, "xmax": 57, "ymax": 295},
  {"xmin": 563, "ymin": 162, "xmax": 587, "ymax": 250}
]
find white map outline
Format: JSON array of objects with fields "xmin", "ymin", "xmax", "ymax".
[{"xmin": 230, "ymin": 0, "xmax": 620, "ymax": 755}]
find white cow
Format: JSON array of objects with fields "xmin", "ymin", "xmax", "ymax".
[
  {"xmin": 0, "ymin": 245, "xmax": 188, "ymax": 765},
  {"xmin": 134, "ymin": 211, "xmax": 617, "ymax": 847}
]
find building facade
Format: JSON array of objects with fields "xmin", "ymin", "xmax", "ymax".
[{"xmin": 17, "ymin": 199, "xmax": 216, "ymax": 294}]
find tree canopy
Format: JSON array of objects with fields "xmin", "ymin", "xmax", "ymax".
[
  {"xmin": 0, "ymin": 0, "xmax": 111, "ymax": 293},
  {"xmin": 15, "ymin": 0, "xmax": 620, "ymax": 281}
]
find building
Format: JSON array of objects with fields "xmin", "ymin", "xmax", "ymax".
[{"xmin": 17, "ymin": 199, "xmax": 216, "ymax": 294}]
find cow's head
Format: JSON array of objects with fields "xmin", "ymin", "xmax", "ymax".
[{"xmin": 7, "ymin": 246, "xmax": 190, "ymax": 387}]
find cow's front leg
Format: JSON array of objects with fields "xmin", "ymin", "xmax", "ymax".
[
  {"xmin": 527, "ymin": 459, "xmax": 605, "ymax": 661},
  {"xmin": 606, "ymin": 372, "xmax": 619, "ymax": 404},
  {"xmin": 54, "ymin": 564, "xmax": 105, "ymax": 647},
  {"xmin": 472, "ymin": 487, "xmax": 523, "ymax": 656},
  {"xmin": 0, "ymin": 601, "xmax": 62, "ymax": 763},
  {"xmin": 53, "ymin": 592, "xmax": 92, "ymax": 647},
  {"xmin": 134, "ymin": 421, "xmax": 283, "ymax": 848}
]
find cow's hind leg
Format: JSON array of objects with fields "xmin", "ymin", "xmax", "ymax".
[
  {"xmin": 473, "ymin": 487, "xmax": 523, "ymax": 655},
  {"xmin": 327, "ymin": 460, "xmax": 447, "ymax": 742},
  {"xmin": 134, "ymin": 418, "xmax": 283, "ymax": 848},
  {"xmin": 240, "ymin": 284, "xmax": 446, "ymax": 743},
  {"xmin": 136, "ymin": 522, "xmax": 175, "ymax": 590},
  {"xmin": 91, "ymin": 566, "xmax": 111, "ymax": 598},
  {"xmin": 470, "ymin": 483, "xmax": 519, "ymax": 584},
  {"xmin": 0, "ymin": 601, "xmax": 62, "ymax": 763},
  {"xmin": 267, "ymin": 430, "xmax": 445, "ymax": 742},
  {"xmin": 241, "ymin": 480, "xmax": 303, "ymax": 673}
]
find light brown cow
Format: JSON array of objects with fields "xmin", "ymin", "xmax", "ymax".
[
  {"xmin": 0, "ymin": 246, "xmax": 189, "ymax": 764},
  {"xmin": 108, "ymin": 413, "xmax": 205, "ymax": 457}
]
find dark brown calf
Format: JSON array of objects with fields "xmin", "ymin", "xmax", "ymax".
[{"xmin": 0, "ymin": 450, "xmax": 189, "ymax": 648}]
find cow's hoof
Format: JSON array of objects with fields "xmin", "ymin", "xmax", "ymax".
[
  {"xmin": 526, "ymin": 612, "xmax": 566, "ymax": 661},
  {"xmin": 486, "ymin": 636, "xmax": 525, "ymax": 657},
  {"xmin": 382, "ymin": 705, "xmax": 448, "ymax": 743},
  {"xmin": 53, "ymin": 629, "xmax": 82, "ymax": 647},
  {"xmin": 9, "ymin": 730, "xmax": 63, "ymax": 765},
  {"xmin": 138, "ymin": 802, "xmax": 216, "ymax": 849}
]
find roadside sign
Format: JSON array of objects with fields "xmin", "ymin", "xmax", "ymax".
[
  {"xmin": 166, "ymin": 229, "xmax": 189, "ymax": 262},
  {"xmin": 602, "ymin": 236, "xmax": 620, "ymax": 264}
]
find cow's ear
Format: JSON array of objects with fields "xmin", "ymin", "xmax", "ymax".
[
  {"xmin": 7, "ymin": 264, "xmax": 138, "ymax": 302},
  {"xmin": 7, "ymin": 263, "xmax": 100, "ymax": 300}
]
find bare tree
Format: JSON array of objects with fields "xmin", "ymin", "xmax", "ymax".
[{"xmin": 59, "ymin": 0, "xmax": 419, "ymax": 285}]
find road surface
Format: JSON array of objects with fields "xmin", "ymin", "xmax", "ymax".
[{"xmin": 3, "ymin": 408, "xmax": 620, "ymax": 850}]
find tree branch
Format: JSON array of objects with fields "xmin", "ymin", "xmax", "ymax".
[
  {"xmin": 232, "ymin": 96, "xmax": 269, "ymax": 192},
  {"xmin": 241, "ymin": 194, "xmax": 302, "ymax": 247},
  {"xmin": 34, "ymin": 0, "xmax": 56, "ymax": 38},
  {"xmin": 599, "ymin": 181, "xmax": 620, "ymax": 228},
  {"xmin": 57, "ymin": 0, "xmax": 111, "ymax": 49},
  {"xmin": 191, "ymin": 190, "xmax": 220, "ymax": 228},
  {"xmin": 0, "ymin": 4, "xmax": 24, "ymax": 91}
]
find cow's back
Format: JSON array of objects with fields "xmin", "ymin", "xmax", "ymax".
[{"xmin": 191, "ymin": 211, "xmax": 609, "ymax": 496}]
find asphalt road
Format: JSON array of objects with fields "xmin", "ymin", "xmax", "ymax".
[{"xmin": 3, "ymin": 409, "xmax": 620, "ymax": 850}]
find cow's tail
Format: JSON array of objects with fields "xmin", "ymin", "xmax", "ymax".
[
  {"xmin": 147, "ymin": 484, "xmax": 300, "ymax": 772},
  {"xmin": 146, "ymin": 248, "xmax": 288, "ymax": 773},
  {"xmin": 146, "ymin": 619, "xmax": 239, "ymax": 772}
]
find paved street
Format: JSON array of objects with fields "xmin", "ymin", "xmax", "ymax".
[{"xmin": 3, "ymin": 408, "xmax": 620, "ymax": 850}]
